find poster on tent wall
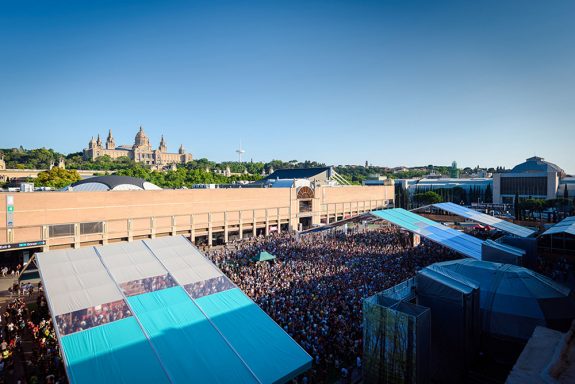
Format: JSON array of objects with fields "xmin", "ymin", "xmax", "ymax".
[{"xmin": 363, "ymin": 294, "xmax": 430, "ymax": 384}]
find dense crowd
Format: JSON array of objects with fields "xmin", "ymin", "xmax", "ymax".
[
  {"xmin": 208, "ymin": 225, "xmax": 459, "ymax": 382},
  {"xmin": 0, "ymin": 284, "xmax": 66, "ymax": 383},
  {"xmin": 120, "ymin": 274, "xmax": 177, "ymax": 297},
  {"xmin": 55, "ymin": 300, "xmax": 131, "ymax": 336}
]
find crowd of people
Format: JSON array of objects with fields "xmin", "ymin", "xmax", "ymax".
[
  {"xmin": 0, "ymin": 264, "xmax": 22, "ymax": 279},
  {"xmin": 184, "ymin": 275, "xmax": 236, "ymax": 299},
  {"xmin": 0, "ymin": 285, "xmax": 66, "ymax": 383},
  {"xmin": 208, "ymin": 225, "xmax": 459, "ymax": 383},
  {"xmin": 119, "ymin": 274, "xmax": 177, "ymax": 297},
  {"xmin": 55, "ymin": 300, "xmax": 131, "ymax": 336}
]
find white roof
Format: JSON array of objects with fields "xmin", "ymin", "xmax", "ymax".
[
  {"xmin": 36, "ymin": 247, "xmax": 124, "ymax": 316},
  {"xmin": 96, "ymin": 241, "xmax": 168, "ymax": 283},
  {"xmin": 142, "ymin": 236, "xmax": 222, "ymax": 285}
]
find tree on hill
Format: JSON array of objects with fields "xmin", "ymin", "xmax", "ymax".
[{"xmin": 35, "ymin": 167, "xmax": 81, "ymax": 189}]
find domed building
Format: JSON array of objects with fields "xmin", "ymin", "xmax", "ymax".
[
  {"xmin": 83, "ymin": 126, "xmax": 192, "ymax": 167},
  {"xmin": 61, "ymin": 175, "xmax": 162, "ymax": 191},
  {"xmin": 493, "ymin": 156, "xmax": 568, "ymax": 204}
]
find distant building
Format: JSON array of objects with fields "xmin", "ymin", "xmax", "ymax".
[
  {"xmin": 257, "ymin": 167, "xmax": 351, "ymax": 186},
  {"xmin": 83, "ymin": 127, "xmax": 192, "ymax": 167},
  {"xmin": 0, "ymin": 153, "xmax": 5, "ymax": 171},
  {"xmin": 362, "ymin": 175, "xmax": 394, "ymax": 187},
  {"xmin": 493, "ymin": 156, "xmax": 566, "ymax": 204},
  {"xmin": 450, "ymin": 161, "xmax": 460, "ymax": 178}
]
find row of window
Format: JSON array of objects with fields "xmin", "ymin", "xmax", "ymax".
[
  {"xmin": 500, "ymin": 176, "xmax": 548, "ymax": 196},
  {"xmin": 48, "ymin": 222, "xmax": 103, "ymax": 238}
]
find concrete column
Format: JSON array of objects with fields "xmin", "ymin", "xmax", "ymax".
[
  {"xmin": 277, "ymin": 208, "xmax": 281, "ymax": 233},
  {"xmin": 252, "ymin": 209, "xmax": 257, "ymax": 237},
  {"xmin": 238, "ymin": 211, "xmax": 243, "ymax": 240},
  {"xmin": 127, "ymin": 219, "xmax": 133, "ymax": 242},
  {"xmin": 74, "ymin": 223, "xmax": 80, "ymax": 249},
  {"xmin": 102, "ymin": 222, "xmax": 108, "ymax": 245},
  {"xmin": 150, "ymin": 217, "xmax": 156, "ymax": 239},
  {"xmin": 190, "ymin": 215, "xmax": 195, "ymax": 243},
  {"xmin": 265, "ymin": 209, "xmax": 270, "ymax": 236},
  {"xmin": 171, "ymin": 215, "xmax": 176, "ymax": 236},
  {"xmin": 7, "ymin": 228, "xmax": 13, "ymax": 243},
  {"xmin": 208, "ymin": 213, "xmax": 213, "ymax": 247},
  {"xmin": 224, "ymin": 211, "xmax": 229, "ymax": 243}
]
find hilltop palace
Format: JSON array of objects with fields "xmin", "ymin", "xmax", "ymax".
[{"xmin": 83, "ymin": 127, "xmax": 192, "ymax": 166}]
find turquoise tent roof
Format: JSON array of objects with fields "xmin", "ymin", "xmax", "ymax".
[
  {"xmin": 36, "ymin": 236, "xmax": 311, "ymax": 384},
  {"xmin": 253, "ymin": 251, "xmax": 276, "ymax": 262}
]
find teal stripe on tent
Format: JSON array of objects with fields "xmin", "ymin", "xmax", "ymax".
[
  {"xmin": 127, "ymin": 286, "xmax": 259, "ymax": 384},
  {"xmin": 61, "ymin": 317, "xmax": 170, "ymax": 384},
  {"xmin": 196, "ymin": 288, "xmax": 312, "ymax": 384}
]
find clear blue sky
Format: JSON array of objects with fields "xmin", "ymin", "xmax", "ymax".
[{"xmin": 1, "ymin": 0, "xmax": 574, "ymax": 172}]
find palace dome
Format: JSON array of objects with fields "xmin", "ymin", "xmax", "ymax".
[{"xmin": 134, "ymin": 126, "xmax": 150, "ymax": 147}]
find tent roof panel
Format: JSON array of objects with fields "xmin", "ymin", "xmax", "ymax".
[
  {"xmin": 96, "ymin": 241, "xmax": 168, "ymax": 283},
  {"xmin": 36, "ymin": 248, "xmax": 124, "ymax": 316},
  {"xmin": 127, "ymin": 286, "xmax": 259, "ymax": 383},
  {"xmin": 371, "ymin": 208, "xmax": 483, "ymax": 260},
  {"xmin": 195, "ymin": 288, "xmax": 313, "ymax": 384},
  {"xmin": 143, "ymin": 237, "xmax": 222, "ymax": 285},
  {"xmin": 432, "ymin": 202, "xmax": 536, "ymax": 237},
  {"xmin": 542, "ymin": 216, "xmax": 575, "ymax": 236},
  {"xmin": 61, "ymin": 317, "xmax": 170, "ymax": 384}
]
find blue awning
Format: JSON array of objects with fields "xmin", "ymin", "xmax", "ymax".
[
  {"xmin": 371, "ymin": 208, "xmax": 483, "ymax": 260},
  {"xmin": 432, "ymin": 202, "xmax": 536, "ymax": 238}
]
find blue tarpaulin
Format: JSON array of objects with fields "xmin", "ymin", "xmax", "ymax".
[
  {"xmin": 127, "ymin": 286, "xmax": 259, "ymax": 383},
  {"xmin": 196, "ymin": 288, "xmax": 313, "ymax": 384},
  {"xmin": 61, "ymin": 317, "xmax": 170, "ymax": 384}
]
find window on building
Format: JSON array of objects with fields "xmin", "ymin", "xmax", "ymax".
[
  {"xmin": 49, "ymin": 224, "xmax": 75, "ymax": 237},
  {"xmin": 80, "ymin": 222, "xmax": 104, "ymax": 235},
  {"xmin": 501, "ymin": 177, "xmax": 547, "ymax": 196},
  {"xmin": 299, "ymin": 200, "xmax": 312, "ymax": 213}
]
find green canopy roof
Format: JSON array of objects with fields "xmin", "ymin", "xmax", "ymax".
[{"xmin": 252, "ymin": 251, "xmax": 276, "ymax": 262}]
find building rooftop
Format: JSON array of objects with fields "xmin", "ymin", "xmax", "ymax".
[
  {"xmin": 510, "ymin": 156, "xmax": 564, "ymax": 175},
  {"xmin": 63, "ymin": 175, "xmax": 162, "ymax": 191},
  {"xmin": 262, "ymin": 167, "xmax": 332, "ymax": 181}
]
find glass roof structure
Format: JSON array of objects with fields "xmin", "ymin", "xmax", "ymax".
[
  {"xmin": 371, "ymin": 208, "xmax": 483, "ymax": 260},
  {"xmin": 35, "ymin": 236, "xmax": 311, "ymax": 384},
  {"xmin": 542, "ymin": 216, "xmax": 575, "ymax": 236},
  {"xmin": 432, "ymin": 202, "xmax": 536, "ymax": 238}
]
